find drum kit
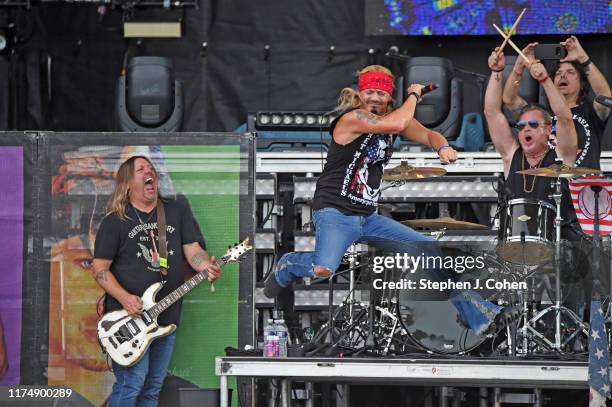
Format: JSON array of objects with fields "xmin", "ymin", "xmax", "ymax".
[{"xmin": 307, "ymin": 161, "xmax": 609, "ymax": 357}]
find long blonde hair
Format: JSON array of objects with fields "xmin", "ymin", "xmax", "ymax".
[
  {"xmin": 107, "ymin": 155, "xmax": 161, "ymax": 219},
  {"xmin": 336, "ymin": 65, "xmax": 395, "ymax": 113}
]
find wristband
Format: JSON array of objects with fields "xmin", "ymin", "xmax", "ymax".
[
  {"xmin": 579, "ymin": 58, "xmax": 592, "ymax": 68},
  {"xmin": 407, "ymin": 92, "xmax": 421, "ymax": 101},
  {"xmin": 491, "ymin": 67, "xmax": 504, "ymax": 73},
  {"xmin": 538, "ymin": 75, "xmax": 549, "ymax": 84},
  {"xmin": 437, "ymin": 145, "xmax": 452, "ymax": 154}
]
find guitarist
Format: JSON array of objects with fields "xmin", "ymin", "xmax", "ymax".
[{"xmin": 91, "ymin": 155, "xmax": 222, "ymax": 407}]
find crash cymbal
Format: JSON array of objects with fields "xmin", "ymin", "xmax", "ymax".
[
  {"xmin": 383, "ymin": 161, "xmax": 447, "ymax": 181},
  {"xmin": 401, "ymin": 217, "xmax": 489, "ymax": 230},
  {"xmin": 517, "ymin": 163, "xmax": 601, "ymax": 178}
]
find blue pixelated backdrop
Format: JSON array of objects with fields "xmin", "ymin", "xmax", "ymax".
[{"xmin": 366, "ymin": 0, "xmax": 611, "ymax": 36}]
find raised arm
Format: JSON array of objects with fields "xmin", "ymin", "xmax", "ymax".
[
  {"xmin": 529, "ymin": 62, "xmax": 577, "ymax": 165},
  {"xmin": 333, "ymin": 84, "xmax": 423, "ymax": 145},
  {"xmin": 484, "ymin": 48, "xmax": 517, "ymax": 175},
  {"xmin": 502, "ymin": 42, "xmax": 537, "ymax": 115},
  {"xmin": 560, "ymin": 35, "xmax": 611, "ymax": 120}
]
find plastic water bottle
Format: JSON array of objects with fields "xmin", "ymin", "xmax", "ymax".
[
  {"xmin": 264, "ymin": 335, "xmax": 278, "ymax": 357},
  {"xmin": 270, "ymin": 335, "xmax": 280, "ymax": 357},
  {"xmin": 263, "ymin": 319, "xmax": 275, "ymax": 357},
  {"xmin": 276, "ymin": 319, "xmax": 289, "ymax": 358}
]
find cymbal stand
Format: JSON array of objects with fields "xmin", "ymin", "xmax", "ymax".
[
  {"xmin": 515, "ymin": 272, "xmax": 540, "ymax": 355},
  {"xmin": 346, "ymin": 244, "xmax": 359, "ymax": 325},
  {"xmin": 527, "ymin": 177, "xmax": 587, "ymax": 351}
]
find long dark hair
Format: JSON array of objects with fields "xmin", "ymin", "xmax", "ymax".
[{"xmin": 550, "ymin": 60, "xmax": 589, "ymax": 104}]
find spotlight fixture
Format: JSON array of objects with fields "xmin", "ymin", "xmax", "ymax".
[{"xmin": 255, "ymin": 111, "xmax": 336, "ymax": 130}]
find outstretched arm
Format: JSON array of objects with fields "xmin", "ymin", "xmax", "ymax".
[
  {"xmin": 399, "ymin": 119, "xmax": 458, "ymax": 164},
  {"xmin": 502, "ymin": 42, "xmax": 537, "ymax": 116},
  {"xmin": 484, "ymin": 48, "xmax": 517, "ymax": 176}
]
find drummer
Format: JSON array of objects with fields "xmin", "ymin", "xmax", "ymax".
[
  {"xmin": 484, "ymin": 48, "xmax": 578, "ymax": 203},
  {"xmin": 265, "ymin": 64, "xmax": 518, "ymax": 336},
  {"xmin": 484, "ymin": 49, "xmax": 596, "ymax": 315}
]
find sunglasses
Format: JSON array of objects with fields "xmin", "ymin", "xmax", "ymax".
[{"xmin": 515, "ymin": 120, "xmax": 548, "ymax": 131}]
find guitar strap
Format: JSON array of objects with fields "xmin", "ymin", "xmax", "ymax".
[{"xmin": 157, "ymin": 200, "xmax": 168, "ymax": 277}]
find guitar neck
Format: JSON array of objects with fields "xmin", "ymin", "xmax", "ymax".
[{"xmin": 149, "ymin": 257, "xmax": 229, "ymax": 318}]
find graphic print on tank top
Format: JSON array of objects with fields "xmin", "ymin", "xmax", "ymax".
[
  {"xmin": 342, "ymin": 134, "xmax": 393, "ymax": 207},
  {"xmin": 547, "ymin": 103, "xmax": 602, "ymax": 168}
]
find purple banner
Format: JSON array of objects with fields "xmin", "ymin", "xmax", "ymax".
[{"xmin": 0, "ymin": 147, "xmax": 23, "ymax": 385}]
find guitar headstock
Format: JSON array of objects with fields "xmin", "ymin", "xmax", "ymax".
[{"xmin": 221, "ymin": 237, "xmax": 253, "ymax": 263}]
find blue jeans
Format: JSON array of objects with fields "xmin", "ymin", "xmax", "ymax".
[
  {"xmin": 109, "ymin": 332, "xmax": 176, "ymax": 407},
  {"xmin": 274, "ymin": 208, "xmax": 501, "ymax": 335}
]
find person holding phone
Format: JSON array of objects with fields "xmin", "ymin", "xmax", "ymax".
[{"xmin": 503, "ymin": 36, "xmax": 610, "ymax": 169}]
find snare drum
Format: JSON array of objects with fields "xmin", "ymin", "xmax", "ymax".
[{"xmin": 497, "ymin": 198, "xmax": 556, "ymax": 265}]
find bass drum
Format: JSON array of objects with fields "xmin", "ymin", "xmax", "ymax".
[{"xmin": 397, "ymin": 248, "xmax": 513, "ymax": 354}]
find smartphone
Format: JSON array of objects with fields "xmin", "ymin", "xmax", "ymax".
[{"xmin": 534, "ymin": 44, "xmax": 568, "ymax": 60}]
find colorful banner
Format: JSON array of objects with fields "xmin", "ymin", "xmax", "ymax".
[
  {"xmin": 0, "ymin": 147, "xmax": 23, "ymax": 385},
  {"xmin": 46, "ymin": 141, "xmax": 248, "ymax": 406}
]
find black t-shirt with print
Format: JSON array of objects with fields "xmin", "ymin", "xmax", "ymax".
[
  {"xmin": 94, "ymin": 198, "xmax": 202, "ymax": 326},
  {"xmin": 313, "ymin": 110, "xmax": 395, "ymax": 216},
  {"xmin": 551, "ymin": 102, "xmax": 606, "ymax": 169}
]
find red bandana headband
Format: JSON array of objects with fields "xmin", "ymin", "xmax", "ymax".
[{"xmin": 358, "ymin": 71, "xmax": 394, "ymax": 94}]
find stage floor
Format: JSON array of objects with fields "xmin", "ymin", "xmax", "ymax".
[{"xmin": 216, "ymin": 355, "xmax": 597, "ymax": 406}]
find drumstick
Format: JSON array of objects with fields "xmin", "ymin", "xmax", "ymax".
[
  {"xmin": 493, "ymin": 24, "xmax": 532, "ymax": 65},
  {"xmin": 497, "ymin": 8, "xmax": 526, "ymax": 54}
]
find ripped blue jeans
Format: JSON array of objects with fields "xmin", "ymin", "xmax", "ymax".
[{"xmin": 273, "ymin": 207, "xmax": 501, "ymax": 335}]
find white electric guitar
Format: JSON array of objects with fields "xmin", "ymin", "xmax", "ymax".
[{"xmin": 97, "ymin": 238, "xmax": 252, "ymax": 367}]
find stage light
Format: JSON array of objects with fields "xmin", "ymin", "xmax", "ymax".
[
  {"xmin": 282, "ymin": 114, "xmax": 293, "ymax": 125},
  {"xmin": 116, "ymin": 56, "xmax": 183, "ymax": 132},
  {"xmin": 254, "ymin": 111, "xmax": 335, "ymax": 130},
  {"xmin": 258, "ymin": 114, "xmax": 271, "ymax": 125},
  {"xmin": 294, "ymin": 114, "xmax": 305, "ymax": 125},
  {"xmin": 271, "ymin": 114, "xmax": 282, "ymax": 125}
]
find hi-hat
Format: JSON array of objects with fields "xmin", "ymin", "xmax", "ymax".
[
  {"xmin": 517, "ymin": 163, "xmax": 601, "ymax": 178},
  {"xmin": 383, "ymin": 161, "xmax": 446, "ymax": 180},
  {"xmin": 401, "ymin": 217, "xmax": 488, "ymax": 230}
]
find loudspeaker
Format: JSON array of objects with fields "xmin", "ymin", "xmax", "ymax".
[
  {"xmin": 177, "ymin": 388, "xmax": 232, "ymax": 406},
  {"xmin": 159, "ymin": 375, "xmax": 232, "ymax": 407}
]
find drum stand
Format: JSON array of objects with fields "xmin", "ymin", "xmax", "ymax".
[{"xmin": 526, "ymin": 178, "xmax": 587, "ymax": 351}]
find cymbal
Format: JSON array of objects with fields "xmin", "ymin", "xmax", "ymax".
[
  {"xmin": 383, "ymin": 161, "xmax": 447, "ymax": 181},
  {"xmin": 401, "ymin": 217, "xmax": 489, "ymax": 230},
  {"xmin": 517, "ymin": 163, "xmax": 601, "ymax": 178}
]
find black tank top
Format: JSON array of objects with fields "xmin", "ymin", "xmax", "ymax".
[
  {"xmin": 505, "ymin": 147, "xmax": 576, "ymax": 221},
  {"xmin": 313, "ymin": 110, "xmax": 394, "ymax": 216}
]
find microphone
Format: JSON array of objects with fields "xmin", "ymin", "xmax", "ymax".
[
  {"xmin": 595, "ymin": 95, "xmax": 612, "ymax": 109},
  {"xmin": 385, "ymin": 46, "xmax": 410, "ymax": 61},
  {"xmin": 420, "ymin": 83, "xmax": 439, "ymax": 96},
  {"xmin": 387, "ymin": 45, "xmax": 399, "ymax": 55}
]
